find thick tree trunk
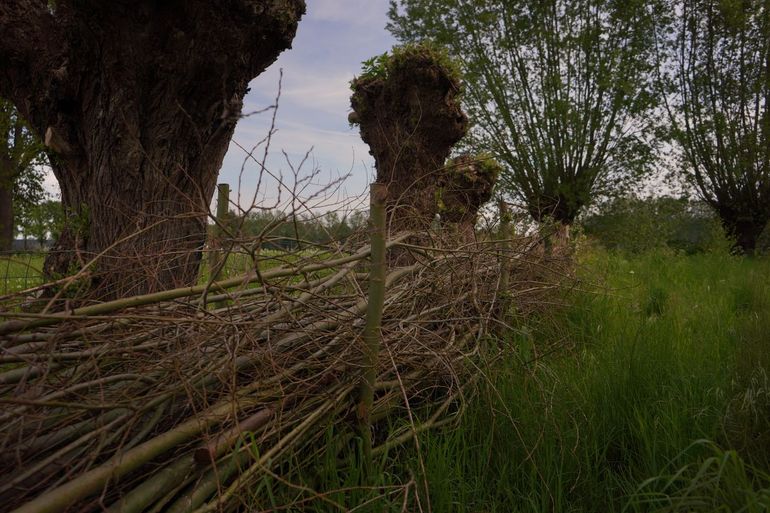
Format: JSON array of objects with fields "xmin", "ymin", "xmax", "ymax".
[
  {"xmin": 724, "ymin": 219, "xmax": 766, "ymax": 255},
  {"xmin": 0, "ymin": 0, "xmax": 305, "ymax": 299},
  {"xmin": 715, "ymin": 204, "xmax": 768, "ymax": 255},
  {"xmin": 350, "ymin": 46, "xmax": 468, "ymax": 234}
]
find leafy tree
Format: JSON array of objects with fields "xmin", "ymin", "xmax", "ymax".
[
  {"xmin": 388, "ymin": 0, "xmax": 662, "ymax": 226},
  {"xmin": 0, "ymin": 1, "xmax": 305, "ymax": 298},
  {"xmin": 0, "ymin": 99, "xmax": 46, "ymax": 252},
  {"xmin": 661, "ymin": 0, "xmax": 770, "ymax": 254},
  {"xmin": 18, "ymin": 200, "xmax": 64, "ymax": 248}
]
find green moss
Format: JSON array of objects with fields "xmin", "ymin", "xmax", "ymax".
[
  {"xmin": 474, "ymin": 152, "xmax": 503, "ymax": 182},
  {"xmin": 351, "ymin": 41, "xmax": 462, "ymax": 89}
]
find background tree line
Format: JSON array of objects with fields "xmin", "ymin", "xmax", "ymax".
[
  {"xmin": 215, "ymin": 209, "xmax": 369, "ymax": 250},
  {"xmin": 388, "ymin": 0, "xmax": 770, "ymax": 254}
]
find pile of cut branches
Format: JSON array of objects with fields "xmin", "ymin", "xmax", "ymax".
[{"xmin": 0, "ymin": 228, "xmax": 556, "ymax": 513}]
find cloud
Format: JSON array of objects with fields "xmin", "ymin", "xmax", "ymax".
[
  {"xmin": 221, "ymin": 119, "xmax": 374, "ymax": 194},
  {"xmin": 308, "ymin": 0, "xmax": 386, "ymax": 27},
  {"xmin": 282, "ymin": 74, "xmax": 355, "ymax": 116}
]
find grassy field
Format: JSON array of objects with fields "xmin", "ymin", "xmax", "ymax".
[
  {"xmin": 0, "ymin": 253, "xmax": 45, "ymax": 295},
  {"xmin": 398, "ymin": 249, "xmax": 770, "ymax": 513},
  {"xmin": 0, "ymin": 248, "xmax": 309, "ymax": 296},
  {"xmin": 259, "ymin": 248, "xmax": 770, "ymax": 512}
]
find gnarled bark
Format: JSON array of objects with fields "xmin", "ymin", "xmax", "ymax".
[
  {"xmin": 0, "ymin": 0, "xmax": 305, "ymax": 298},
  {"xmin": 438, "ymin": 154, "xmax": 500, "ymax": 242},
  {"xmin": 350, "ymin": 45, "xmax": 468, "ymax": 233}
]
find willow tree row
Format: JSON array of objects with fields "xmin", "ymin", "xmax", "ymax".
[{"xmin": 388, "ymin": 0, "xmax": 770, "ymax": 253}]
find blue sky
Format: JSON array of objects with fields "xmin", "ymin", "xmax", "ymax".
[
  {"xmin": 216, "ymin": 0, "xmax": 396, "ymax": 214},
  {"xmin": 44, "ymin": 0, "xmax": 395, "ymax": 214}
]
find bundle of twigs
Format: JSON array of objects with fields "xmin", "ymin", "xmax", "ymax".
[{"xmin": 0, "ymin": 225, "xmax": 550, "ymax": 513}]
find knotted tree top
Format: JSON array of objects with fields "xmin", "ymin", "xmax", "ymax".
[
  {"xmin": 350, "ymin": 44, "xmax": 468, "ymax": 231},
  {"xmin": 438, "ymin": 154, "xmax": 501, "ymax": 225}
]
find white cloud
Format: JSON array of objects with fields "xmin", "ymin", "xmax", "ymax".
[
  {"xmin": 308, "ymin": 0, "xmax": 386, "ymax": 26},
  {"xmin": 283, "ymin": 74, "xmax": 355, "ymax": 115}
]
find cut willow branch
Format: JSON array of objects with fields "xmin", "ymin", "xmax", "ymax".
[
  {"xmin": 1, "ymin": 222, "xmax": 563, "ymax": 513},
  {"xmin": 11, "ymin": 396, "xmax": 263, "ymax": 513},
  {"xmin": 0, "ymin": 234, "xmax": 411, "ymax": 336},
  {"xmin": 357, "ymin": 183, "xmax": 387, "ymax": 476}
]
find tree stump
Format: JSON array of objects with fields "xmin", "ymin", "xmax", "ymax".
[{"xmin": 350, "ymin": 44, "xmax": 468, "ymax": 234}]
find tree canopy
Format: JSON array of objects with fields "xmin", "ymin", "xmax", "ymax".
[
  {"xmin": 388, "ymin": 0, "xmax": 663, "ymax": 225},
  {"xmin": 661, "ymin": 0, "xmax": 770, "ymax": 253}
]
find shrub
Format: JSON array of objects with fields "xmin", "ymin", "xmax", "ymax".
[{"xmin": 581, "ymin": 196, "xmax": 730, "ymax": 254}]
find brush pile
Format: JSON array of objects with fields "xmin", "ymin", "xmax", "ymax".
[{"xmin": 0, "ymin": 228, "xmax": 556, "ymax": 513}]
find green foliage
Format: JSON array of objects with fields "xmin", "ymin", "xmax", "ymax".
[
  {"xmin": 230, "ymin": 251, "xmax": 770, "ymax": 512},
  {"xmin": 661, "ymin": 0, "xmax": 770, "ymax": 252},
  {"xmin": 0, "ymin": 98, "xmax": 48, "ymax": 247},
  {"xmin": 353, "ymin": 41, "xmax": 462, "ymax": 86},
  {"xmin": 16, "ymin": 200, "xmax": 64, "ymax": 246},
  {"xmin": 581, "ymin": 196, "xmax": 730, "ymax": 254},
  {"xmin": 357, "ymin": 52, "xmax": 389, "ymax": 81},
  {"xmin": 224, "ymin": 209, "xmax": 368, "ymax": 250},
  {"xmin": 388, "ymin": 0, "xmax": 663, "ymax": 224},
  {"xmin": 11, "ymin": 166, "xmax": 46, "ymax": 220}
]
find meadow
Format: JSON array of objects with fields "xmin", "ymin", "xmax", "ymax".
[
  {"xmin": 406, "ymin": 248, "xmax": 770, "ymax": 512},
  {"xmin": 260, "ymin": 247, "xmax": 770, "ymax": 512},
  {"xmin": 0, "ymin": 253, "xmax": 45, "ymax": 295}
]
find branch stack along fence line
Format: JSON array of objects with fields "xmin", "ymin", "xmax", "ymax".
[{"xmin": 0, "ymin": 189, "xmax": 561, "ymax": 513}]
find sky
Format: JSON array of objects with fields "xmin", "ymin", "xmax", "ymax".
[
  {"xmin": 44, "ymin": 0, "xmax": 396, "ymax": 215},
  {"xmin": 215, "ymin": 0, "xmax": 396, "ymax": 215}
]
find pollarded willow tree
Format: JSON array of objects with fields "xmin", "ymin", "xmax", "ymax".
[
  {"xmin": 349, "ymin": 44, "xmax": 468, "ymax": 232},
  {"xmin": 0, "ymin": 0, "xmax": 305, "ymax": 298},
  {"xmin": 663, "ymin": 0, "xmax": 770, "ymax": 254},
  {"xmin": 388, "ymin": 0, "xmax": 663, "ymax": 226}
]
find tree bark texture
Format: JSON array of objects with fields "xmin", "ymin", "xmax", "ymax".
[
  {"xmin": 0, "ymin": 0, "xmax": 305, "ymax": 298},
  {"xmin": 350, "ymin": 47, "xmax": 468, "ymax": 234}
]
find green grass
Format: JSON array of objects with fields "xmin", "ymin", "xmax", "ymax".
[
  {"xmin": 406, "ymin": 249, "xmax": 770, "ymax": 513},
  {"xmin": 270, "ymin": 248, "xmax": 770, "ymax": 512},
  {"xmin": 0, "ymin": 253, "xmax": 46, "ymax": 295},
  {"xmin": 0, "ymin": 248, "xmax": 318, "ymax": 296}
]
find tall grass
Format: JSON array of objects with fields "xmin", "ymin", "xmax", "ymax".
[
  {"xmin": 277, "ymin": 249, "xmax": 770, "ymax": 512},
  {"xmin": 403, "ymin": 249, "xmax": 770, "ymax": 512}
]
